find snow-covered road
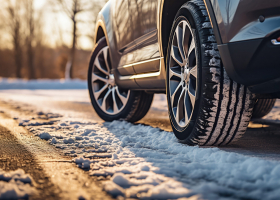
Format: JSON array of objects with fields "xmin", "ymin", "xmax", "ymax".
[{"xmin": 1, "ymin": 79, "xmax": 280, "ymax": 200}]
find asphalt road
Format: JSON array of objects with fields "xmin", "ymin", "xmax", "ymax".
[{"xmin": 1, "ymin": 89, "xmax": 280, "ymax": 199}]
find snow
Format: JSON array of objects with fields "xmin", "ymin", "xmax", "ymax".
[
  {"xmin": 0, "ymin": 169, "xmax": 36, "ymax": 199},
  {"xmin": 15, "ymin": 112, "xmax": 280, "ymax": 200},
  {"xmin": 0, "ymin": 78, "xmax": 87, "ymax": 90},
  {"xmin": 38, "ymin": 132, "xmax": 52, "ymax": 140}
]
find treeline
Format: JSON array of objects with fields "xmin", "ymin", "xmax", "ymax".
[
  {"xmin": 0, "ymin": 46, "xmax": 91, "ymax": 79},
  {"xmin": 0, "ymin": 0, "xmax": 106, "ymax": 79}
]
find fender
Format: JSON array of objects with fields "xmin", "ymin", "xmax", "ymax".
[
  {"xmin": 156, "ymin": 0, "xmax": 222, "ymax": 60},
  {"xmin": 93, "ymin": 1, "xmax": 118, "ymax": 70},
  {"xmin": 93, "ymin": 2, "xmax": 110, "ymax": 46}
]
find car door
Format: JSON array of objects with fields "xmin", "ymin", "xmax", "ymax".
[
  {"xmin": 111, "ymin": 0, "xmax": 136, "ymax": 75},
  {"xmin": 128, "ymin": 0, "xmax": 160, "ymax": 74}
]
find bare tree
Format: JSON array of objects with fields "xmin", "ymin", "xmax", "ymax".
[
  {"xmin": 5, "ymin": 0, "xmax": 23, "ymax": 78},
  {"xmin": 55, "ymin": 0, "xmax": 85, "ymax": 79},
  {"xmin": 52, "ymin": 0, "xmax": 106, "ymax": 79},
  {"xmin": 24, "ymin": 0, "xmax": 36, "ymax": 79}
]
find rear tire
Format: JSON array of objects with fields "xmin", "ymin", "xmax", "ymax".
[
  {"xmin": 252, "ymin": 99, "xmax": 276, "ymax": 118},
  {"xmin": 166, "ymin": 0, "xmax": 255, "ymax": 146},
  {"xmin": 88, "ymin": 37, "xmax": 153, "ymax": 122}
]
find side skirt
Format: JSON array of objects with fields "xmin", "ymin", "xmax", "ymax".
[{"xmin": 115, "ymin": 57, "xmax": 166, "ymax": 91}]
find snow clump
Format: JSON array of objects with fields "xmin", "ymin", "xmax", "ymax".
[{"xmin": 0, "ymin": 169, "xmax": 36, "ymax": 200}]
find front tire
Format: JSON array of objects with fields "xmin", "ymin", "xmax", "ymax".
[
  {"xmin": 166, "ymin": 0, "xmax": 255, "ymax": 146},
  {"xmin": 88, "ymin": 37, "xmax": 153, "ymax": 122}
]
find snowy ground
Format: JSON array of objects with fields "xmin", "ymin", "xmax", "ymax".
[
  {"xmin": 1, "ymin": 79, "xmax": 280, "ymax": 200},
  {"xmin": 0, "ymin": 169, "xmax": 36, "ymax": 199}
]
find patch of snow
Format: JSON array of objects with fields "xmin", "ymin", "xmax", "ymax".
[
  {"xmin": 0, "ymin": 78, "xmax": 87, "ymax": 90},
  {"xmin": 0, "ymin": 169, "xmax": 36, "ymax": 199},
  {"xmin": 38, "ymin": 132, "xmax": 52, "ymax": 140},
  {"xmin": 50, "ymin": 137, "xmax": 57, "ymax": 144},
  {"xmin": 202, "ymin": 22, "xmax": 211, "ymax": 29}
]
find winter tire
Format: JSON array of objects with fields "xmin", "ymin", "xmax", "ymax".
[
  {"xmin": 88, "ymin": 37, "xmax": 154, "ymax": 122},
  {"xmin": 252, "ymin": 99, "xmax": 276, "ymax": 119},
  {"xmin": 166, "ymin": 0, "xmax": 255, "ymax": 146}
]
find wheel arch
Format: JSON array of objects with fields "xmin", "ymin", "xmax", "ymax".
[
  {"xmin": 93, "ymin": 1, "xmax": 111, "ymax": 46},
  {"xmin": 158, "ymin": 0, "xmax": 191, "ymax": 61},
  {"xmin": 95, "ymin": 25, "xmax": 106, "ymax": 45},
  {"xmin": 93, "ymin": 1, "xmax": 117, "ymax": 69},
  {"xmin": 94, "ymin": 18, "xmax": 109, "ymax": 46},
  {"xmin": 158, "ymin": 0, "xmax": 222, "ymax": 62}
]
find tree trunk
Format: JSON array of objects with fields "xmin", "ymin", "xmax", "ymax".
[
  {"xmin": 26, "ymin": 0, "xmax": 35, "ymax": 79},
  {"xmin": 70, "ymin": 18, "xmax": 77, "ymax": 79},
  {"xmin": 27, "ymin": 40, "xmax": 35, "ymax": 79},
  {"xmin": 13, "ymin": 21, "xmax": 22, "ymax": 78}
]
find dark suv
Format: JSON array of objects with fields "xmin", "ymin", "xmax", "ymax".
[{"xmin": 88, "ymin": 0, "xmax": 280, "ymax": 146}]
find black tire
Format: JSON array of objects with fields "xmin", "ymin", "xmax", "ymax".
[
  {"xmin": 252, "ymin": 99, "xmax": 276, "ymax": 118},
  {"xmin": 166, "ymin": 0, "xmax": 255, "ymax": 146},
  {"xmin": 88, "ymin": 37, "xmax": 153, "ymax": 122}
]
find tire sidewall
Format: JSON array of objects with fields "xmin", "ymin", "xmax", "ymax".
[{"xmin": 87, "ymin": 37, "xmax": 137, "ymax": 122}]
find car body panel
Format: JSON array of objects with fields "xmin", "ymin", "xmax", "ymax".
[
  {"xmin": 94, "ymin": 0, "xmax": 280, "ymax": 93},
  {"xmin": 210, "ymin": 0, "xmax": 280, "ymax": 43},
  {"xmin": 208, "ymin": 0, "xmax": 280, "ymax": 93}
]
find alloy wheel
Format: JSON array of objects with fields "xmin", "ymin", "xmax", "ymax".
[
  {"xmin": 169, "ymin": 20, "xmax": 197, "ymax": 127},
  {"xmin": 91, "ymin": 46, "xmax": 130, "ymax": 115}
]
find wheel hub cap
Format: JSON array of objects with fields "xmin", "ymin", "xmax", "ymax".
[
  {"xmin": 169, "ymin": 20, "xmax": 197, "ymax": 127},
  {"xmin": 91, "ymin": 46, "xmax": 130, "ymax": 115}
]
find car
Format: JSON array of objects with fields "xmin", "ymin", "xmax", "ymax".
[{"xmin": 88, "ymin": 0, "xmax": 280, "ymax": 146}]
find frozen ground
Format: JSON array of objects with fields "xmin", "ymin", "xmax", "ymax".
[
  {"xmin": 1, "ymin": 79, "xmax": 280, "ymax": 200},
  {"xmin": 0, "ymin": 169, "xmax": 36, "ymax": 199}
]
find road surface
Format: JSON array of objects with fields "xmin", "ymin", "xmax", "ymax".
[{"xmin": 0, "ymin": 82, "xmax": 280, "ymax": 199}]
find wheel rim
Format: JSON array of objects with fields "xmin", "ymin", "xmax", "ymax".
[
  {"xmin": 91, "ymin": 46, "xmax": 130, "ymax": 115},
  {"xmin": 169, "ymin": 20, "xmax": 197, "ymax": 127}
]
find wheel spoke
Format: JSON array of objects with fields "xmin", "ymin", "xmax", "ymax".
[
  {"xmin": 182, "ymin": 21, "xmax": 191, "ymax": 58},
  {"xmin": 188, "ymin": 88, "xmax": 196, "ymax": 108},
  {"xmin": 190, "ymin": 65, "xmax": 197, "ymax": 78},
  {"xmin": 94, "ymin": 83, "xmax": 109, "ymax": 99},
  {"xmin": 171, "ymin": 82, "xmax": 182, "ymax": 104},
  {"xmin": 176, "ymin": 89, "xmax": 185, "ymax": 124},
  {"xmin": 171, "ymin": 46, "xmax": 184, "ymax": 66},
  {"xmin": 116, "ymin": 87, "xmax": 129, "ymax": 105},
  {"xmin": 101, "ymin": 89, "xmax": 112, "ymax": 111},
  {"xmin": 184, "ymin": 89, "xmax": 194, "ymax": 123},
  {"xmin": 92, "ymin": 73, "xmax": 108, "ymax": 83},
  {"xmin": 188, "ymin": 38, "xmax": 195, "ymax": 57},
  {"xmin": 112, "ymin": 88, "xmax": 119, "ymax": 113},
  {"xmin": 184, "ymin": 90, "xmax": 189, "ymax": 124},
  {"xmin": 102, "ymin": 47, "xmax": 110, "ymax": 72},
  {"xmin": 170, "ymin": 67, "xmax": 181, "ymax": 78},
  {"xmin": 94, "ymin": 58, "xmax": 109, "ymax": 75},
  {"xmin": 176, "ymin": 26, "xmax": 186, "ymax": 61}
]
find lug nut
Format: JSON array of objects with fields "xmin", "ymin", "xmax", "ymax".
[{"xmin": 259, "ymin": 15, "xmax": 265, "ymax": 23}]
